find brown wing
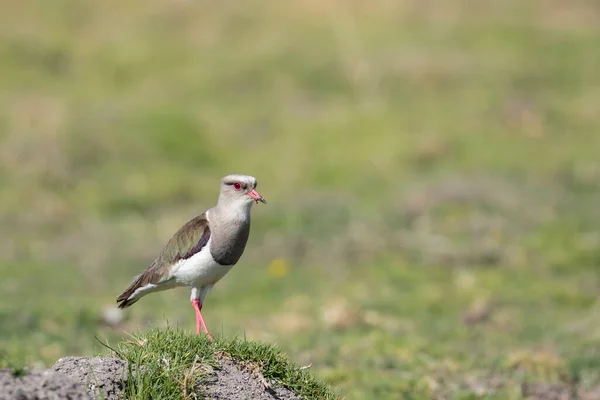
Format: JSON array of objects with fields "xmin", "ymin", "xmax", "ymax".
[{"xmin": 116, "ymin": 213, "xmax": 211, "ymax": 308}]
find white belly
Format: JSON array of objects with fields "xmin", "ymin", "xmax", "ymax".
[{"xmin": 171, "ymin": 239, "xmax": 234, "ymax": 287}]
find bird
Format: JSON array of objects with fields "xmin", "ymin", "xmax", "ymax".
[{"xmin": 116, "ymin": 174, "xmax": 266, "ymax": 341}]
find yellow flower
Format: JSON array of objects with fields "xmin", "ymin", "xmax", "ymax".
[{"xmin": 268, "ymin": 258, "xmax": 290, "ymax": 278}]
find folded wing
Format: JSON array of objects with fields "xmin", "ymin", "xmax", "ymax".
[{"xmin": 116, "ymin": 213, "xmax": 211, "ymax": 308}]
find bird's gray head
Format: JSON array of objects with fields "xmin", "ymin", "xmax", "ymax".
[{"xmin": 218, "ymin": 174, "xmax": 267, "ymax": 209}]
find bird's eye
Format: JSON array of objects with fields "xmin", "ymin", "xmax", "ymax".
[{"xmin": 233, "ymin": 182, "xmax": 242, "ymax": 191}]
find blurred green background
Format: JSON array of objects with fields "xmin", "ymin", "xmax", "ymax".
[{"xmin": 2, "ymin": 0, "xmax": 600, "ymax": 398}]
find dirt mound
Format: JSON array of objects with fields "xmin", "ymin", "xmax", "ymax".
[
  {"xmin": 0, "ymin": 368, "xmax": 89, "ymax": 400},
  {"xmin": 52, "ymin": 357, "xmax": 129, "ymax": 400},
  {"xmin": 0, "ymin": 356, "xmax": 301, "ymax": 399},
  {"xmin": 200, "ymin": 358, "xmax": 301, "ymax": 400}
]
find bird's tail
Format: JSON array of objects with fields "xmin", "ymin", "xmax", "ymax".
[
  {"xmin": 116, "ymin": 268, "xmax": 172, "ymax": 309},
  {"xmin": 116, "ymin": 290, "xmax": 139, "ymax": 309},
  {"xmin": 116, "ymin": 274, "xmax": 147, "ymax": 309},
  {"xmin": 116, "ymin": 295, "xmax": 140, "ymax": 309}
]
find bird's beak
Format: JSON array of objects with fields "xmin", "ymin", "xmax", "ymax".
[{"xmin": 248, "ymin": 189, "xmax": 267, "ymax": 204}]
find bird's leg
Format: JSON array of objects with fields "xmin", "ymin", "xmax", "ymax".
[{"xmin": 191, "ymin": 299, "xmax": 213, "ymax": 341}]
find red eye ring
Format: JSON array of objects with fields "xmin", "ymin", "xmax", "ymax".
[{"xmin": 233, "ymin": 182, "xmax": 242, "ymax": 191}]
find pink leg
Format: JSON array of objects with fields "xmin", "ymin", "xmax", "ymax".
[{"xmin": 191, "ymin": 299, "xmax": 213, "ymax": 341}]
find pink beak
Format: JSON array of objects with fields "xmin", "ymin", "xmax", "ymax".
[{"xmin": 248, "ymin": 189, "xmax": 267, "ymax": 204}]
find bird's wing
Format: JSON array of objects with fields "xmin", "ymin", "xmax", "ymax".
[{"xmin": 116, "ymin": 213, "xmax": 211, "ymax": 308}]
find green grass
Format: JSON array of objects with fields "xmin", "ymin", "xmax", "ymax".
[
  {"xmin": 0, "ymin": 350, "xmax": 29, "ymax": 378},
  {"xmin": 112, "ymin": 327, "xmax": 335, "ymax": 399},
  {"xmin": 1, "ymin": 0, "xmax": 600, "ymax": 398}
]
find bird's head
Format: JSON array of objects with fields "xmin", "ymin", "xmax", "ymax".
[{"xmin": 219, "ymin": 174, "xmax": 267, "ymax": 208}]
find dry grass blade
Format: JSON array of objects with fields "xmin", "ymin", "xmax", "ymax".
[{"xmin": 182, "ymin": 354, "xmax": 200, "ymax": 400}]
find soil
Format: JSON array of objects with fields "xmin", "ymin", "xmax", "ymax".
[
  {"xmin": 52, "ymin": 357, "xmax": 130, "ymax": 400},
  {"xmin": 0, "ymin": 356, "xmax": 301, "ymax": 400},
  {"xmin": 0, "ymin": 368, "xmax": 89, "ymax": 400},
  {"xmin": 199, "ymin": 358, "xmax": 301, "ymax": 400}
]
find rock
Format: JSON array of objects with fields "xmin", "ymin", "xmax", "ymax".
[
  {"xmin": 52, "ymin": 357, "xmax": 129, "ymax": 400},
  {"xmin": 0, "ymin": 368, "xmax": 90, "ymax": 400}
]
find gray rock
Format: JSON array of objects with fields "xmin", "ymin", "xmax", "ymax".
[
  {"xmin": 0, "ymin": 368, "xmax": 90, "ymax": 400},
  {"xmin": 52, "ymin": 357, "xmax": 129, "ymax": 400}
]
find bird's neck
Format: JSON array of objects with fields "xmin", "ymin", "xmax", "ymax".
[
  {"xmin": 207, "ymin": 202, "xmax": 252, "ymax": 266},
  {"xmin": 211, "ymin": 201, "xmax": 252, "ymax": 225}
]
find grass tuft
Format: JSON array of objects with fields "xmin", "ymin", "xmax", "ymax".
[{"xmin": 114, "ymin": 327, "xmax": 337, "ymax": 400}]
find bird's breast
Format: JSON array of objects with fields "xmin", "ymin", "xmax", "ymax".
[
  {"xmin": 209, "ymin": 222, "xmax": 251, "ymax": 266},
  {"xmin": 172, "ymin": 241, "xmax": 234, "ymax": 286}
]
